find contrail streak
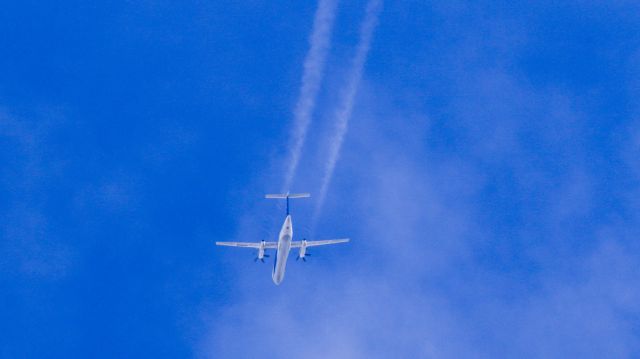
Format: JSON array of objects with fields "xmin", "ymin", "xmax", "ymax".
[
  {"xmin": 283, "ymin": 0, "xmax": 339, "ymax": 192},
  {"xmin": 314, "ymin": 0, "xmax": 382, "ymax": 222}
]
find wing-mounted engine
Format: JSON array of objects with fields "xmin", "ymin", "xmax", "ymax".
[
  {"xmin": 254, "ymin": 240, "xmax": 270, "ymax": 263},
  {"xmin": 296, "ymin": 239, "xmax": 311, "ymax": 262}
]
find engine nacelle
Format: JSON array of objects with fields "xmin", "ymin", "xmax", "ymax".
[
  {"xmin": 297, "ymin": 240, "xmax": 308, "ymax": 261},
  {"xmin": 256, "ymin": 240, "xmax": 267, "ymax": 262}
]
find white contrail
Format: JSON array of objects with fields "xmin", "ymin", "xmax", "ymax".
[
  {"xmin": 314, "ymin": 0, "xmax": 382, "ymax": 221},
  {"xmin": 283, "ymin": 0, "xmax": 339, "ymax": 192}
]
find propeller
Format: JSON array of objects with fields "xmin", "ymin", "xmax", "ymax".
[
  {"xmin": 254, "ymin": 254, "xmax": 270, "ymax": 263},
  {"xmin": 297, "ymin": 252, "xmax": 311, "ymax": 262}
]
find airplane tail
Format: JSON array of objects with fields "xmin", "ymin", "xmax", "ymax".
[
  {"xmin": 265, "ymin": 193, "xmax": 310, "ymax": 215},
  {"xmin": 265, "ymin": 193, "xmax": 310, "ymax": 199}
]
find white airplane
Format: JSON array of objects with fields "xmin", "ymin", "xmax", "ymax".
[{"xmin": 216, "ymin": 193, "xmax": 349, "ymax": 285}]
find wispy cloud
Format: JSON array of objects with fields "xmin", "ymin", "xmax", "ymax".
[
  {"xmin": 283, "ymin": 0, "xmax": 339, "ymax": 192},
  {"xmin": 313, "ymin": 0, "xmax": 382, "ymax": 221},
  {"xmin": 202, "ymin": 68, "xmax": 640, "ymax": 358}
]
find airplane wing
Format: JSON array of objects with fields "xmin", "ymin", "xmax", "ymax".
[
  {"xmin": 290, "ymin": 238, "xmax": 350, "ymax": 248},
  {"xmin": 216, "ymin": 241, "xmax": 278, "ymax": 249}
]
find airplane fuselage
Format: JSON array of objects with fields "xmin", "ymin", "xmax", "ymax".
[{"xmin": 272, "ymin": 215, "xmax": 292, "ymax": 285}]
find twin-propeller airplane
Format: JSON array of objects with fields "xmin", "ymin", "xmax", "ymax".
[{"xmin": 216, "ymin": 193, "xmax": 349, "ymax": 285}]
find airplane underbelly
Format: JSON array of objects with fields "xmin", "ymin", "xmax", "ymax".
[{"xmin": 272, "ymin": 235, "xmax": 291, "ymax": 284}]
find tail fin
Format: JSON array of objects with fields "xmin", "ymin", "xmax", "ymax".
[{"xmin": 265, "ymin": 193, "xmax": 310, "ymax": 215}]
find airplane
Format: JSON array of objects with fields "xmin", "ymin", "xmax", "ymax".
[{"xmin": 216, "ymin": 193, "xmax": 349, "ymax": 285}]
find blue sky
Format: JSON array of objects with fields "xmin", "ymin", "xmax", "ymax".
[{"xmin": 1, "ymin": 1, "xmax": 640, "ymax": 357}]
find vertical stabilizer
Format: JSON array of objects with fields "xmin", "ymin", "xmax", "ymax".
[{"xmin": 265, "ymin": 193, "xmax": 311, "ymax": 215}]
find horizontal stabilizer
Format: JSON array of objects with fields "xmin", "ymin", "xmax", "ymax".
[{"xmin": 265, "ymin": 193, "xmax": 310, "ymax": 199}]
